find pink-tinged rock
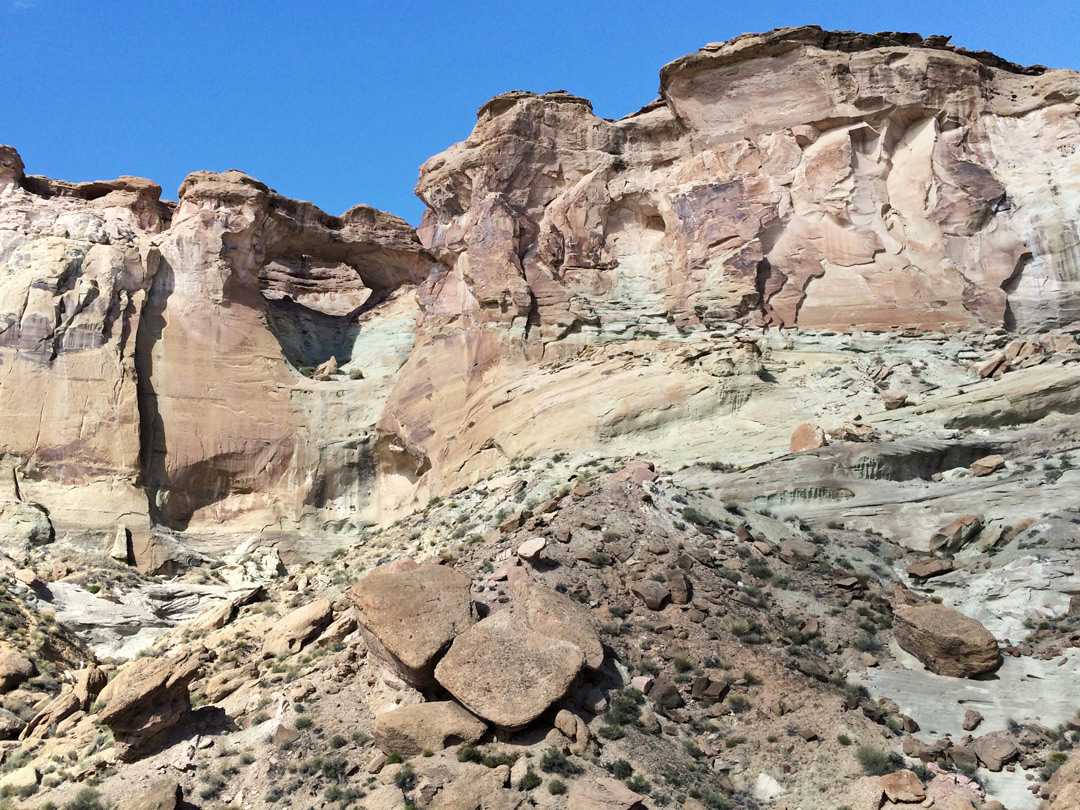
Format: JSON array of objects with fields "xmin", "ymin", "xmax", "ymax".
[
  {"xmin": 969, "ymin": 454, "xmax": 1005, "ymax": 476},
  {"xmin": 880, "ymin": 769, "xmax": 925, "ymax": 802},
  {"xmin": 790, "ymin": 423, "xmax": 827, "ymax": 453},
  {"xmin": 347, "ymin": 562, "xmax": 475, "ymax": 686}
]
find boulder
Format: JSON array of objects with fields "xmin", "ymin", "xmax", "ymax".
[
  {"xmin": 893, "ymin": 604, "xmax": 1000, "ymax": 677},
  {"xmin": 881, "ymin": 769, "xmax": 925, "ymax": 802},
  {"xmin": 372, "ymin": 701, "xmax": 487, "ymax": 757},
  {"xmin": 969, "ymin": 454, "xmax": 1005, "ymax": 476},
  {"xmin": 567, "ymin": 776, "xmax": 647, "ymax": 810},
  {"xmin": 962, "ymin": 709, "xmax": 983, "ymax": 731},
  {"xmin": 665, "ymin": 568, "xmax": 692, "ymax": 604},
  {"xmin": 648, "ymin": 677, "xmax": 684, "ymax": 709},
  {"xmin": 98, "ymin": 647, "xmax": 205, "ymax": 761},
  {"xmin": 630, "ymin": 579, "xmax": 670, "ymax": 610},
  {"xmin": 973, "ymin": 732, "xmax": 1020, "ymax": 771},
  {"xmin": 347, "ymin": 561, "xmax": 474, "ymax": 686},
  {"xmin": 261, "ymin": 598, "xmax": 333, "ymax": 658},
  {"xmin": 882, "ymin": 390, "xmax": 909, "ymax": 410},
  {"xmin": 508, "ymin": 579, "xmax": 604, "ymax": 669},
  {"xmin": 117, "ymin": 780, "xmax": 183, "ymax": 810},
  {"xmin": 74, "ymin": 664, "xmax": 108, "ymax": 708},
  {"xmin": 790, "ymin": 423, "xmax": 828, "ymax": 452},
  {"xmin": 0, "ymin": 500, "xmax": 53, "ymax": 550},
  {"xmin": 0, "ymin": 764, "xmax": 39, "ymax": 794},
  {"xmin": 0, "ymin": 707, "xmax": 26, "ymax": 739},
  {"xmin": 516, "ymin": 536, "xmax": 547, "ymax": 561},
  {"xmin": 0, "ymin": 644, "xmax": 36, "ymax": 692},
  {"xmin": 434, "ymin": 608, "xmax": 584, "ymax": 729},
  {"xmin": 906, "ymin": 557, "xmax": 954, "ymax": 580},
  {"xmin": 929, "ymin": 515, "xmax": 983, "ymax": 553}
]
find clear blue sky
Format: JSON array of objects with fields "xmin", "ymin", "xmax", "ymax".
[{"xmin": 3, "ymin": 1, "xmax": 1076, "ymax": 224}]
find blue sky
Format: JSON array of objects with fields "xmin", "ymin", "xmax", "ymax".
[{"xmin": 3, "ymin": 1, "xmax": 1076, "ymax": 224}]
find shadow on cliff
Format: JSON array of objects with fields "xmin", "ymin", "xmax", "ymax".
[{"xmin": 134, "ymin": 257, "xmax": 174, "ymax": 529}]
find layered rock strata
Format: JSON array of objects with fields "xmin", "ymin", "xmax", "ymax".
[{"xmin": 2, "ymin": 25, "xmax": 1079, "ymax": 542}]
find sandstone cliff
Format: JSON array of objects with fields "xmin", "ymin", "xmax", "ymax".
[{"xmin": 1, "ymin": 26, "xmax": 1079, "ymax": 563}]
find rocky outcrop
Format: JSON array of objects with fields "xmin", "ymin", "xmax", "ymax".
[
  {"xmin": 371, "ymin": 701, "xmax": 487, "ymax": 757},
  {"xmin": 347, "ymin": 561, "xmax": 475, "ymax": 686},
  {"xmin": 893, "ymin": 604, "xmax": 1000, "ymax": 677},
  {"xmin": 98, "ymin": 647, "xmax": 205, "ymax": 760}
]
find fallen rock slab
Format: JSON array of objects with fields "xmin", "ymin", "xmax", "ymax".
[
  {"xmin": 893, "ymin": 604, "xmax": 1000, "ymax": 677},
  {"xmin": 435, "ymin": 608, "xmax": 584, "ymax": 729},
  {"xmin": 262, "ymin": 598, "xmax": 333, "ymax": 658},
  {"xmin": 969, "ymin": 454, "xmax": 1005, "ymax": 476},
  {"xmin": 881, "ymin": 769, "xmax": 925, "ymax": 802},
  {"xmin": 372, "ymin": 701, "xmax": 487, "ymax": 757},
  {"xmin": 929, "ymin": 515, "xmax": 983, "ymax": 553},
  {"xmin": 98, "ymin": 647, "xmax": 205, "ymax": 761},
  {"xmin": 509, "ymin": 579, "xmax": 604, "ymax": 669},
  {"xmin": 348, "ymin": 561, "xmax": 474, "ymax": 686},
  {"xmin": 906, "ymin": 557, "xmax": 954, "ymax": 580}
]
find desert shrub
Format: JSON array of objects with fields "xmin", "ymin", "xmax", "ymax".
[{"xmin": 856, "ymin": 745, "xmax": 903, "ymax": 776}]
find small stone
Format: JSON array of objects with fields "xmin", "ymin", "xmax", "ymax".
[{"xmin": 962, "ymin": 709, "xmax": 983, "ymax": 731}]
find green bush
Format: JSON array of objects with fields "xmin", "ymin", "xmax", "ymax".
[
  {"xmin": 63, "ymin": 788, "xmax": 109, "ymax": 810},
  {"xmin": 520, "ymin": 770, "xmax": 542, "ymax": 790},
  {"xmin": 547, "ymin": 778, "xmax": 567, "ymax": 795},
  {"xmin": 855, "ymin": 744, "xmax": 903, "ymax": 776},
  {"xmin": 540, "ymin": 747, "xmax": 581, "ymax": 776}
]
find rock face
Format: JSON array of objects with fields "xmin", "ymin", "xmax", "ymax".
[
  {"xmin": 98, "ymin": 647, "xmax": 205, "ymax": 760},
  {"xmin": 371, "ymin": 701, "xmax": 487, "ymax": 756},
  {"xmin": 2, "ymin": 25, "xmax": 1080, "ymax": 538},
  {"xmin": 893, "ymin": 604, "xmax": 1000, "ymax": 677},
  {"xmin": 434, "ymin": 608, "xmax": 585, "ymax": 729},
  {"xmin": 347, "ymin": 561, "xmax": 475, "ymax": 686}
]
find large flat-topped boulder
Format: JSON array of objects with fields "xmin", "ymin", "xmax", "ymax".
[
  {"xmin": 434, "ymin": 608, "xmax": 585, "ymax": 729},
  {"xmin": 371, "ymin": 701, "xmax": 487, "ymax": 757},
  {"xmin": 507, "ymin": 580, "xmax": 604, "ymax": 669},
  {"xmin": 893, "ymin": 604, "xmax": 1000, "ymax": 678},
  {"xmin": 347, "ymin": 561, "xmax": 474, "ymax": 686}
]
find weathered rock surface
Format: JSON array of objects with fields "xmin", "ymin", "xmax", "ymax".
[
  {"xmin": 566, "ymin": 775, "xmax": 647, "ymax": 810},
  {"xmin": 116, "ymin": 780, "xmax": 183, "ymax": 810},
  {"xmin": 434, "ymin": 608, "xmax": 585, "ymax": 728},
  {"xmin": 371, "ymin": 701, "xmax": 487, "ymax": 756},
  {"xmin": 507, "ymin": 579, "xmax": 604, "ymax": 669},
  {"xmin": 893, "ymin": 604, "xmax": 1000, "ymax": 677},
  {"xmin": 0, "ymin": 644, "xmax": 35, "ymax": 692},
  {"xmin": 790, "ymin": 423, "xmax": 827, "ymax": 453},
  {"xmin": 261, "ymin": 598, "xmax": 333, "ymax": 658},
  {"xmin": 347, "ymin": 561, "xmax": 474, "ymax": 686},
  {"xmin": 98, "ymin": 647, "xmax": 205, "ymax": 760}
]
